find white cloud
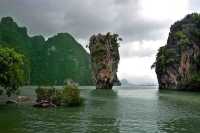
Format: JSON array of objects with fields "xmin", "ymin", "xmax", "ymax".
[
  {"xmin": 118, "ymin": 56, "xmax": 157, "ymax": 84},
  {"xmin": 118, "ymin": 40, "xmax": 164, "ymax": 84},
  {"xmin": 120, "ymin": 40, "xmax": 165, "ymax": 58},
  {"xmin": 140, "ymin": 0, "xmax": 189, "ymax": 21}
]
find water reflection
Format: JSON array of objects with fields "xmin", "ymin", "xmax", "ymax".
[
  {"xmin": 2, "ymin": 86, "xmax": 200, "ymax": 133},
  {"xmin": 0, "ymin": 104, "xmax": 24, "ymax": 133},
  {"xmin": 81, "ymin": 89, "xmax": 119, "ymax": 133},
  {"xmin": 158, "ymin": 117, "xmax": 200, "ymax": 133},
  {"xmin": 89, "ymin": 89, "xmax": 118, "ymax": 98},
  {"xmin": 157, "ymin": 90, "xmax": 200, "ymax": 133}
]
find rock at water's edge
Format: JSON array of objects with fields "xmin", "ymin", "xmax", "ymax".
[
  {"xmin": 153, "ymin": 13, "xmax": 200, "ymax": 90},
  {"xmin": 33, "ymin": 100, "xmax": 56, "ymax": 108},
  {"xmin": 89, "ymin": 33, "xmax": 121, "ymax": 89}
]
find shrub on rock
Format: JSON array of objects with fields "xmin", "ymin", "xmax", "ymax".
[
  {"xmin": 62, "ymin": 84, "xmax": 82, "ymax": 107},
  {"xmin": 34, "ymin": 84, "xmax": 82, "ymax": 108}
]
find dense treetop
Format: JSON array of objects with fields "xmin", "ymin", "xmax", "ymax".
[{"xmin": 0, "ymin": 47, "xmax": 25, "ymax": 96}]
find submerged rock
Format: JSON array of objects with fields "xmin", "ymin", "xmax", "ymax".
[
  {"xmin": 33, "ymin": 100, "xmax": 56, "ymax": 108},
  {"xmin": 89, "ymin": 33, "xmax": 121, "ymax": 89},
  {"xmin": 6, "ymin": 100, "xmax": 18, "ymax": 104},
  {"xmin": 17, "ymin": 96, "xmax": 31, "ymax": 102},
  {"xmin": 152, "ymin": 13, "xmax": 200, "ymax": 90}
]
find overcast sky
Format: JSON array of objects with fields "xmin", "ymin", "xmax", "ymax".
[{"xmin": 0, "ymin": 0, "xmax": 199, "ymax": 84}]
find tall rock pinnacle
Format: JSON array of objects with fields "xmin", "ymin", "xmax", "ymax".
[{"xmin": 89, "ymin": 32, "xmax": 121, "ymax": 89}]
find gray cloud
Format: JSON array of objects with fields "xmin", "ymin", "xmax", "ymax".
[
  {"xmin": 0, "ymin": 0, "xmax": 64, "ymax": 37},
  {"xmin": 62, "ymin": 0, "xmax": 117, "ymax": 38},
  {"xmin": 0, "ymin": 0, "xmax": 170, "ymax": 41},
  {"xmin": 120, "ymin": 45, "xmax": 156, "ymax": 58}
]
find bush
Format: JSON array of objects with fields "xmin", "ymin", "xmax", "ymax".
[
  {"xmin": 52, "ymin": 89, "xmax": 63, "ymax": 106},
  {"xmin": 0, "ymin": 47, "xmax": 25, "ymax": 96},
  {"xmin": 35, "ymin": 84, "xmax": 83, "ymax": 107},
  {"xmin": 62, "ymin": 84, "xmax": 82, "ymax": 107},
  {"xmin": 35, "ymin": 87, "xmax": 54, "ymax": 102}
]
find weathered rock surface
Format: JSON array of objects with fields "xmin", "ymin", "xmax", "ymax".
[
  {"xmin": 153, "ymin": 13, "xmax": 200, "ymax": 90},
  {"xmin": 17, "ymin": 96, "xmax": 31, "ymax": 102},
  {"xmin": 89, "ymin": 33, "xmax": 121, "ymax": 89},
  {"xmin": 33, "ymin": 100, "xmax": 56, "ymax": 108}
]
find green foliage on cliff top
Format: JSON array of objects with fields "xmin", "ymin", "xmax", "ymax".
[
  {"xmin": 0, "ymin": 16, "xmax": 94, "ymax": 85},
  {"xmin": 89, "ymin": 32, "xmax": 121, "ymax": 70},
  {"xmin": 0, "ymin": 47, "xmax": 25, "ymax": 96}
]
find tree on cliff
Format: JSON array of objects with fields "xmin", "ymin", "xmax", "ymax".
[
  {"xmin": 0, "ymin": 47, "xmax": 25, "ymax": 96},
  {"xmin": 151, "ymin": 46, "xmax": 177, "ymax": 72},
  {"xmin": 152, "ymin": 13, "xmax": 200, "ymax": 90}
]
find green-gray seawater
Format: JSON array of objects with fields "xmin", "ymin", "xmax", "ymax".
[{"xmin": 0, "ymin": 86, "xmax": 200, "ymax": 133}]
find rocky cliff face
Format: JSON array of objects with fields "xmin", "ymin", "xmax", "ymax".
[
  {"xmin": 153, "ymin": 13, "xmax": 200, "ymax": 90},
  {"xmin": 89, "ymin": 33, "xmax": 121, "ymax": 89}
]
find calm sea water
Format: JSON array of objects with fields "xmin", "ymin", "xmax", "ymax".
[{"xmin": 0, "ymin": 86, "xmax": 200, "ymax": 133}]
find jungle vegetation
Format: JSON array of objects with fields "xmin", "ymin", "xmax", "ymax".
[{"xmin": 0, "ymin": 16, "xmax": 94, "ymax": 86}]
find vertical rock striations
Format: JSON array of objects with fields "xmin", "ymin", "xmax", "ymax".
[
  {"xmin": 152, "ymin": 13, "xmax": 200, "ymax": 90},
  {"xmin": 89, "ymin": 33, "xmax": 121, "ymax": 89}
]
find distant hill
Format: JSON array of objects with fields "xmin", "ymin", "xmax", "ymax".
[
  {"xmin": 120, "ymin": 79, "xmax": 157, "ymax": 86},
  {"xmin": 0, "ymin": 16, "xmax": 94, "ymax": 85},
  {"xmin": 120, "ymin": 79, "xmax": 133, "ymax": 86}
]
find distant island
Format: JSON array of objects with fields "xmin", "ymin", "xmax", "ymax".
[
  {"xmin": 0, "ymin": 17, "xmax": 94, "ymax": 85},
  {"xmin": 120, "ymin": 79, "xmax": 157, "ymax": 86},
  {"xmin": 152, "ymin": 13, "xmax": 200, "ymax": 90},
  {"xmin": 120, "ymin": 79, "xmax": 133, "ymax": 86}
]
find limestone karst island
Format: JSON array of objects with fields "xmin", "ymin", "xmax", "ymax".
[
  {"xmin": 0, "ymin": 0, "xmax": 200, "ymax": 133},
  {"xmin": 152, "ymin": 13, "xmax": 200, "ymax": 90},
  {"xmin": 89, "ymin": 33, "xmax": 121, "ymax": 89}
]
